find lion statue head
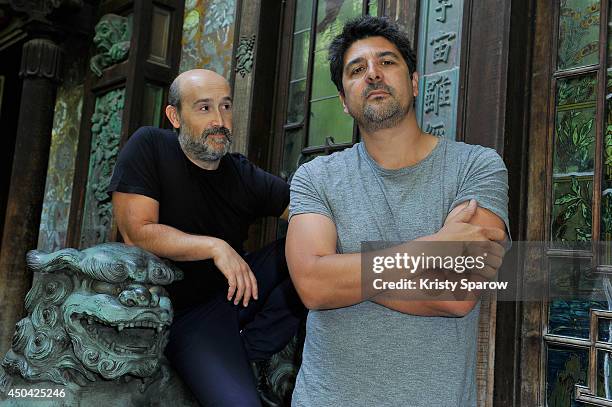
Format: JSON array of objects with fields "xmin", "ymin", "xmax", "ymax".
[{"xmin": 0, "ymin": 243, "xmax": 182, "ymax": 388}]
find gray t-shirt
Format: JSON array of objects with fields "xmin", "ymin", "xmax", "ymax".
[{"xmin": 288, "ymin": 137, "xmax": 509, "ymax": 407}]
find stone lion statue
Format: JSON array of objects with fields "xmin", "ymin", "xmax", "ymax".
[
  {"xmin": 90, "ymin": 14, "xmax": 131, "ymax": 77},
  {"xmin": 0, "ymin": 243, "xmax": 197, "ymax": 406}
]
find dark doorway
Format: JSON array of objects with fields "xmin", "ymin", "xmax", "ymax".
[{"xmin": 0, "ymin": 41, "xmax": 23, "ymax": 249}]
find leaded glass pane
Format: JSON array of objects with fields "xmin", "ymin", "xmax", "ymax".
[
  {"xmin": 308, "ymin": 97, "xmax": 353, "ymax": 146},
  {"xmin": 557, "ymin": 0, "xmax": 600, "ymax": 70},
  {"xmin": 149, "ymin": 6, "xmax": 171, "ymax": 65},
  {"xmin": 311, "ymin": 49, "xmax": 340, "ymax": 100},
  {"xmin": 288, "ymin": 79, "xmax": 307, "ymax": 124},
  {"xmin": 549, "ymin": 258, "xmax": 606, "ymax": 338},
  {"xmin": 598, "ymin": 318, "xmax": 612, "ymax": 342},
  {"xmin": 601, "ymin": 73, "xmax": 612, "ymax": 244},
  {"xmin": 367, "ymin": 0, "xmax": 378, "ymax": 16},
  {"xmin": 291, "ymin": 31, "xmax": 310, "ymax": 81},
  {"xmin": 281, "ymin": 128, "xmax": 306, "ymax": 181},
  {"xmin": 547, "ymin": 345, "xmax": 589, "ymax": 406},
  {"xmin": 141, "ymin": 83, "xmax": 164, "ymax": 127},
  {"xmin": 552, "ymin": 176, "xmax": 593, "ymax": 244},
  {"xmin": 553, "ymin": 76, "xmax": 597, "ymax": 175},
  {"xmin": 551, "ymin": 75, "xmax": 597, "ymax": 245},
  {"xmin": 314, "ymin": 0, "xmax": 362, "ymax": 53},
  {"xmin": 305, "ymin": 0, "xmax": 361, "ymax": 147},
  {"xmin": 295, "ymin": 0, "xmax": 314, "ymax": 32},
  {"xmin": 596, "ymin": 350, "xmax": 612, "ymax": 398}
]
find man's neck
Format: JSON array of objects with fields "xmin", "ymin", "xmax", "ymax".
[
  {"xmin": 360, "ymin": 111, "xmax": 438, "ymax": 170},
  {"xmin": 184, "ymin": 152, "xmax": 221, "ymax": 170}
]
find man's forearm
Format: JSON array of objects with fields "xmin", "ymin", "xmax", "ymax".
[
  {"xmin": 124, "ymin": 222, "xmax": 222, "ymax": 262},
  {"xmin": 292, "ymin": 239, "xmax": 440, "ymax": 310},
  {"xmin": 305, "ymin": 252, "xmax": 479, "ymax": 316},
  {"xmin": 370, "ymin": 268, "xmax": 480, "ymax": 317}
]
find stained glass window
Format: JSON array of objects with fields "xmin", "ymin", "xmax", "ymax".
[
  {"xmin": 545, "ymin": 1, "xmax": 612, "ymax": 404},
  {"xmin": 278, "ymin": 0, "xmax": 381, "ymax": 182}
]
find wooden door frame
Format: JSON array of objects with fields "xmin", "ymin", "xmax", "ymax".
[{"xmin": 518, "ymin": 0, "xmax": 551, "ymax": 403}]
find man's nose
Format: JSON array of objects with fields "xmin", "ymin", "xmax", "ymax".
[
  {"xmin": 366, "ymin": 62, "xmax": 382, "ymax": 83},
  {"xmin": 118, "ymin": 284, "xmax": 153, "ymax": 307},
  {"xmin": 211, "ymin": 110, "xmax": 225, "ymax": 128}
]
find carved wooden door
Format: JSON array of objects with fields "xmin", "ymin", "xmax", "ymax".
[{"xmin": 522, "ymin": 1, "xmax": 612, "ymax": 405}]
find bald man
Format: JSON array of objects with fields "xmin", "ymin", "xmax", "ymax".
[{"xmin": 108, "ymin": 69, "xmax": 304, "ymax": 407}]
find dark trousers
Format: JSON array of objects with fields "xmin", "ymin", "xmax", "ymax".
[{"xmin": 164, "ymin": 238, "xmax": 305, "ymax": 407}]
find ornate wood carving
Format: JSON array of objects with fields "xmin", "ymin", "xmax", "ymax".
[
  {"xmin": 79, "ymin": 88, "xmax": 125, "ymax": 248},
  {"xmin": 89, "ymin": 14, "xmax": 131, "ymax": 77},
  {"xmin": 235, "ymin": 34, "xmax": 255, "ymax": 78},
  {"xmin": 19, "ymin": 38, "xmax": 62, "ymax": 81}
]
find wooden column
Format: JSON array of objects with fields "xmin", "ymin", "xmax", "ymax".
[{"xmin": 0, "ymin": 38, "xmax": 62, "ymax": 353}]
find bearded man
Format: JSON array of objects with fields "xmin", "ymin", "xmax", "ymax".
[
  {"xmin": 108, "ymin": 69, "xmax": 304, "ymax": 407},
  {"xmin": 286, "ymin": 17, "xmax": 509, "ymax": 406}
]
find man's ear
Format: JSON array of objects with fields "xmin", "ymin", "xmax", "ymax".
[
  {"xmin": 339, "ymin": 91, "xmax": 349, "ymax": 114},
  {"xmin": 165, "ymin": 105, "xmax": 181, "ymax": 129},
  {"xmin": 411, "ymin": 71, "xmax": 419, "ymax": 98}
]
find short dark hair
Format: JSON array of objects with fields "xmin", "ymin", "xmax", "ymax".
[
  {"xmin": 328, "ymin": 16, "xmax": 417, "ymax": 93},
  {"xmin": 168, "ymin": 77, "xmax": 181, "ymax": 110}
]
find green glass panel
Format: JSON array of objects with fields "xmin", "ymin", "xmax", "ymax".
[
  {"xmin": 311, "ymin": 49, "xmax": 340, "ymax": 99},
  {"xmin": 553, "ymin": 76, "xmax": 597, "ymax": 175},
  {"xmin": 602, "ymin": 73, "xmax": 612, "ymax": 245},
  {"xmin": 551, "ymin": 75, "xmax": 596, "ymax": 246},
  {"xmin": 547, "ymin": 345, "xmax": 589, "ymax": 406},
  {"xmin": 549, "ymin": 258, "xmax": 606, "ymax": 338},
  {"xmin": 291, "ymin": 31, "xmax": 310, "ymax": 81},
  {"xmin": 608, "ymin": 0, "xmax": 612, "ymax": 68},
  {"xmin": 287, "ymin": 79, "xmax": 307, "ymax": 124},
  {"xmin": 314, "ymin": 0, "xmax": 362, "ymax": 53},
  {"xmin": 295, "ymin": 0, "xmax": 314, "ymax": 32},
  {"xmin": 149, "ymin": 6, "xmax": 170, "ymax": 65},
  {"xmin": 596, "ymin": 350, "xmax": 612, "ymax": 398},
  {"xmin": 551, "ymin": 176, "xmax": 593, "ymax": 244},
  {"xmin": 557, "ymin": 0, "xmax": 600, "ymax": 70},
  {"xmin": 281, "ymin": 127, "xmax": 306, "ymax": 181},
  {"xmin": 141, "ymin": 83, "xmax": 163, "ymax": 127},
  {"xmin": 367, "ymin": 0, "xmax": 378, "ymax": 16},
  {"xmin": 308, "ymin": 96, "xmax": 353, "ymax": 146},
  {"xmin": 598, "ymin": 318, "xmax": 612, "ymax": 342}
]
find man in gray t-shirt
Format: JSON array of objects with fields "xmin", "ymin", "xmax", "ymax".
[{"xmin": 286, "ymin": 16, "xmax": 509, "ymax": 407}]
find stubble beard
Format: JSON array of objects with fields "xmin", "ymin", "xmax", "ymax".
[
  {"xmin": 178, "ymin": 120, "xmax": 233, "ymax": 163},
  {"xmin": 348, "ymin": 84, "xmax": 410, "ymax": 133}
]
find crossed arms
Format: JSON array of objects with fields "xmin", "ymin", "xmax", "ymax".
[{"xmin": 285, "ymin": 199, "xmax": 507, "ymax": 317}]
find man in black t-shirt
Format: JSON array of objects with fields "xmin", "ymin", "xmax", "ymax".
[{"xmin": 108, "ymin": 69, "xmax": 304, "ymax": 407}]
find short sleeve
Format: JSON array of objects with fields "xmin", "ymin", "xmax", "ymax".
[
  {"xmin": 289, "ymin": 163, "xmax": 333, "ymax": 221},
  {"xmin": 107, "ymin": 127, "xmax": 160, "ymax": 201},
  {"xmin": 238, "ymin": 155, "xmax": 290, "ymax": 217},
  {"xmin": 449, "ymin": 147, "xmax": 511, "ymax": 239}
]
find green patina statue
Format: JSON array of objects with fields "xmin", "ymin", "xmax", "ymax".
[
  {"xmin": 90, "ymin": 14, "xmax": 131, "ymax": 77},
  {"xmin": 0, "ymin": 242, "xmax": 303, "ymax": 406},
  {"xmin": 0, "ymin": 243, "xmax": 197, "ymax": 406}
]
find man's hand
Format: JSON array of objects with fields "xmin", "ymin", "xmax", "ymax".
[
  {"xmin": 432, "ymin": 199, "xmax": 506, "ymax": 280},
  {"xmin": 211, "ymin": 239, "xmax": 259, "ymax": 306},
  {"xmin": 113, "ymin": 191, "xmax": 259, "ymax": 306}
]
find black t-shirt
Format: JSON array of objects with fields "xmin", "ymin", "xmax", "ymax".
[{"xmin": 108, "ymin": 126, "xmax": 289, "ymax": 310}]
